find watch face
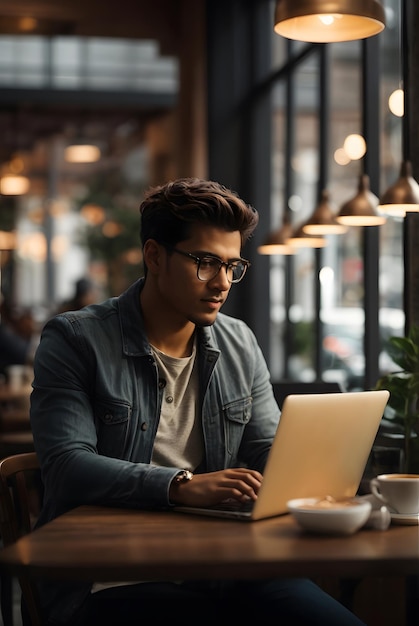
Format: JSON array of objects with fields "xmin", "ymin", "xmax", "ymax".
[{"xmin": 176, "ymin": 470, "xmax": 193, "ymax": 483}]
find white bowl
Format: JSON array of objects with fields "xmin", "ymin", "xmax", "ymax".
[{"xmin": 287, "ymin": 497, "xmax": 372, "ymax": 535}]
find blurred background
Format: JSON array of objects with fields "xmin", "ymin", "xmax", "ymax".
[{"xmin": 0, "ymin": 0, "xmax": 416, "ymax": 393}]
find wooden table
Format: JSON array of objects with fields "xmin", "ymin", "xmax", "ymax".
[
  {"xmin": 0, "ymin": 506, "xmax": 417, "ymax": 625},
  {"xmin": 0, "ymin": 505, "xmax": 417, "ymax": 583}
]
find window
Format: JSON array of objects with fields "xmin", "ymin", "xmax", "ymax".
[{"xmin": 266, "ymin": 0, "xmax": 403, "ymax": 389}]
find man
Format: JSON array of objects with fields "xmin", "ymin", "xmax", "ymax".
[{"xmin": 30, "ymin": 178, "xmax": 365, "ymax": 625}]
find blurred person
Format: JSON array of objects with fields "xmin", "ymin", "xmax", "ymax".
[
  {"xmin": 30, "ymin": 178, "xmax": 365, "ymax": 626},
  {"xmin": 57, "ymin": 277, "xmax": 98, "ymax": 313},
  {"xmin": 0, "ymin": 295, "xmax": 36, "ymax": 378},
  {"xmin": 0, "ymin": 322, "xmax": 29, "ymax": 376}
]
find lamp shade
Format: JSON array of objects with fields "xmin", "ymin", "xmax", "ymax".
[
  {"xmin": 274, "ymin": 0, "xmax": 386, "ymax": 43},
  {"xmin": 0, "ymin": 174, "xmax": 30, "ymax": 195},
  {"xmin": 337, "ymin": 174, "xmax": 386, "ymax": 226},
  {"xmin": 258, "ymin": 221, "xmax": 296, "ymax": 255},
  {"xmin": 378, "ymin": 161, "xmax": 419, "ymax": 217},
  {"xmin": 302, "ymin": 189, "xmax": 347, "ymax": 235},
  {"xmin": 287, "ymin": 223, "xmax": 327, "ymax": 248},
  {"xmin": 64, "ymin": 144, "xmax": 101, "ymax": 163}
]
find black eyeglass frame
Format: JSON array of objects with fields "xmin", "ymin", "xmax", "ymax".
[{"xmin": 168, "ymin": 247, "xmax": 251, "ymax": 284}]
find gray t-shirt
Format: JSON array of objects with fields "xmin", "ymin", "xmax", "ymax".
[{"xmin": 151, "ymin": 337, "xmax": 204, "ymax": 472}]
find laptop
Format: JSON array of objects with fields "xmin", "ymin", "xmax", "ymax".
[{"xmin": 174, "ymin": 390, "xmax": 389, "ymax": 521}]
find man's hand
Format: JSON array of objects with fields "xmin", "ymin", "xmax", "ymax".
[{"xmin": 169, "ymin": 468, "xmax": 263, "ymax": 506}]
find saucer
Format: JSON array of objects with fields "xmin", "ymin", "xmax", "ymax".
[{"xmin": 390, "ymin": 512, "xmax": 419, "ymax": 525}]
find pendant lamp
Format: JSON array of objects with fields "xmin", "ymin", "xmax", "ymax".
[
  {"xmin": 258, "ymin": 221, "xmax": 296, "ymax": 255},
  {"xmin": 1, "ymin": 150, "xmax": 30, "ymax": 195},
  {"xmin": 302, "ymin": 189, "xmax": 348, "ymax": 235},
  {"xmin": 337, "ymin": 174, "xmax": 387, "ymax": 226},
  {"xmin": 64, "ymin": 143, "xmax": 101, "ymax": 164},
  {"xmin": 378, "ymin": 160, "xmax": 419, "ymax": 217},
  {"xmin": 378, "ymin": 0, "xmax": 419, "ymax": 217},
  {"xmin": 286, "ymin": 223, "xmax": 327, "ymax": 248},
  {"xmin": 64, "ymin": 123, "xmax": 102, "ymax": 164},
  {"xmin": 274, "ymin": 0, "xmax": 386, "ymax": 43},
  {"xmin": 0, "ymin": 174, "xmax": 30, "ymax": 195}
]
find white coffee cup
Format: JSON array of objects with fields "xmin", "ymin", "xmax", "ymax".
[{"xmin": 370, "ymin": 473, "xmax": 419, "ymax": 515}]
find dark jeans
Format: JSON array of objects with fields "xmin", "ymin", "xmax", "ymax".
[{"xmin": 84, "ymin": 579, "xmax": 366, "ymax": 626}]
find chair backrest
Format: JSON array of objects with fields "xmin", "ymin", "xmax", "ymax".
[
  {"xmin": 0, "ymin": 452, "xmax": 43, "ymax": 626},
  {"xmin": 272, "ymin": 380, "xmax": 343, "ymax": 409}
]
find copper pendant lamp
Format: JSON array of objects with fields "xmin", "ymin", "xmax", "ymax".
[
  {"xmin": 286, "ymin": 223, "xmax": 327, "ymax": 249},
  {"xmin": 337, "ymin": 174, "xmax": 387, "ymax": 226},
  {"xmin": 378, "ymin": 0, "xmax": 419, "ymax": 217},
  {"xmin": 0, "ymin": 174, "xmax": 30, "ymax": 195},
  {"xmin": 274, "ymin": 0, "xmax": 386, "ymax": 43},
  {"xmin": 378, "ymin": 160, "xmax": 419, "ymax": 218},
  {"xmin": 64, "ymin": 143, "xmax": 101, "ymax": 163},
  {"xmin": 302, "ymin": 189, "xmax": 348, "ymax": 235},
  {"xmin": 258, "ymin": 221, "xmax": 296, "ymax": 255}
]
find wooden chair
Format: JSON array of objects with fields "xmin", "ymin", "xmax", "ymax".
[{"xmin": 0, "ymin": 452, "xmax": 43, "ymax": 626}]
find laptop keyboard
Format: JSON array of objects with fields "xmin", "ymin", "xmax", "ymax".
[{"xmin": 207, "ymin": 499, "xmax": 254, "ymax": 513}]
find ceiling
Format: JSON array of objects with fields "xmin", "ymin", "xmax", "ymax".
[
  {"xmin": 0, "ymin": 0, "xmax": 183, "ymax": 53},
  {"xmin": 0, "ymin": 0, "xmax": 195, "ymax": 175}
]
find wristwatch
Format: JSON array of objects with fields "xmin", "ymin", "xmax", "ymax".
[{"xmin": 174, "ymin": 469, "xmax": 193, "ymax": 484}]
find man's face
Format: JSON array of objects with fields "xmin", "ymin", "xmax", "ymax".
[{"xmin": 155, "ymin": 223, "xmax": 243, "ymax": 327}]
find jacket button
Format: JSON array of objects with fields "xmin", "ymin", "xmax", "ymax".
[
  {"xmin": 104, "ymin": 413, "xmax": 113, "ymax": 422},
  {"xmin": 141, "ymin": 422, "xmax": 147, "ymax": 431},
  {"xmin": 158, "ymin": 378, "xmax": 166, "ymax": 389},
  {"xmin": 165, "ymin": 395, "xmax": 174, "ymax": 404}
]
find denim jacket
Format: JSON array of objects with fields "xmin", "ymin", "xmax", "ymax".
[{"xmin": 30, "ymin": 278, "xmax": 280, "ymax": 624}]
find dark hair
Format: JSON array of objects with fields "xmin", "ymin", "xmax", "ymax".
[{"xmin": 139, "ymin": 178, "xmax": 259, "ymax": 249}]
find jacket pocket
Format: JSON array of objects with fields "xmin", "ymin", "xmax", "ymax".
[
  {"xmin": 94, "ymin": 398, "xmax": 132, "ymax": 458},
  {"xmin": 223, "ymin": 397, "xmax": 252, "ymax": 457}
]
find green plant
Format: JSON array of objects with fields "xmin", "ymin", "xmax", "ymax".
[
  {"xmin": 76, "ymin": 171, "xmax": 145, "ymax": 295},
  {"xmin": 375, "ymin": 325, "xmax": 419, "ymax": 473}
]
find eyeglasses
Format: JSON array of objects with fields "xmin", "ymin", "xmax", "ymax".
[{"xmin": 169, "ymin": 247, "xmax": 250, "ymax": 284}]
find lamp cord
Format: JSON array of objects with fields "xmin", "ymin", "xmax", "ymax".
[{"xmin": 401, "ymin": 0, "xmax": 409, "ymax": 162}]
